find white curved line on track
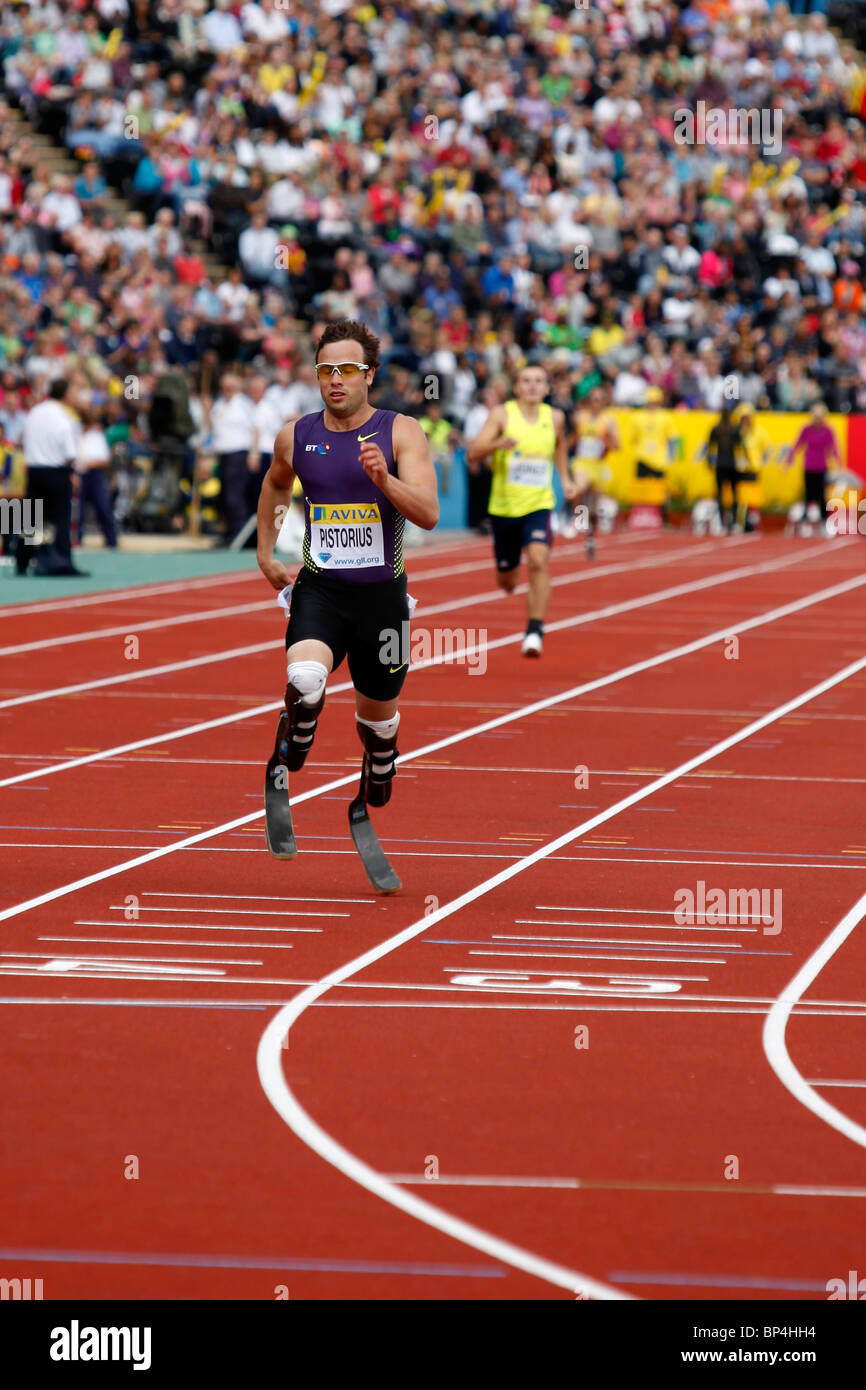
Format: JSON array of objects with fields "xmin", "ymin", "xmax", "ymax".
[
  {"xmin": 1, "ymin": 563, "xmax": 865, "ymax": 924},
  {"xmin": 763, "ymin": 887, "xmax": 866, "ymax": 1148},
  {"xmin": 257, "ymin": 647, "xmax": 866, "ymax": 1298}
]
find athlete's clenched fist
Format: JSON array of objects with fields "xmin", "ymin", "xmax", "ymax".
[{"xmin": 360, "ymin": 441, "xmax": 389, "ymax": 490}]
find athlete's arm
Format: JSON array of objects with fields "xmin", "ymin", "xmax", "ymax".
[
  {"xmin": 257, "ymin": 419, "xmax": 296, "ymax": 591},
  {"xmin": 360, "ymin": 414, "xmax": 439, "ymax": 530},
  {"xmin": 553, "ymin": 408, "xmax": 577, "ymax": 500},
  {"xmin": 786, "ymin": 430, "xmax": 804, "ymax": 470},
  {"xmin": 465, "ymin": 406, "xmax": 516, "ymax": 465},
  {"xmin": 249, "ymin": 403, "xmax": 261, "ymax": 474}
]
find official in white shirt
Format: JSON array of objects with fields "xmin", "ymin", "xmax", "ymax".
[
  {"xmin": 210, "ymin": 373, "xmax": 256, "ymax": 543},
  {"xmin": 244, "ymin": 375, "xmax": 286, "ymax": 524},
  {"xmin": 19, "ymin": 379, "xmax": 88, "ymax": 576},
  {"xmin": 76, "ymin": 405, "xmax": 117, "ymax": 549},
  {"xmin": 238, "ymin": 213, "xmax": 281, "ymax": 289}
]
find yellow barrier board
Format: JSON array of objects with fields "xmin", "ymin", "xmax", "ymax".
[{"xmin": 584, "ymin": 409, "xmax": 849, "ymax": 510}]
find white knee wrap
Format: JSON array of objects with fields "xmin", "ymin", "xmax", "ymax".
[
  {"xmin": 357, "ymin": 713, "xmax": 400, "ymax": 740},
  {"xmin": 288, "ymin": 660, "xmax": 328, "ymax": 707}
]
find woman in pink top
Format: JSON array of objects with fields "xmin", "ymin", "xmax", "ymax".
[{"xmin": 787, "ymin": 402, "xmax": 840, "ymax": 523}]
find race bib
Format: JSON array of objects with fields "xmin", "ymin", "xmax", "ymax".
[
  {"xmin": 577, "ymin": 435, "xmax": 604, "ymax": 460},
  {"xmin": 309, "ymin": 502, "xmax": 384, "ymax": 570},
  {"xmin": 507, "ymin": 452, "xmax": 550, "ymax": 488}
]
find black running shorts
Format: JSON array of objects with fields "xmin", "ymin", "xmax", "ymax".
[
  {"xmin": 490, "ymin": 508, "xmax": 553, "ymax": 572},
  {"xmin": 284, "ymin": 569, "xmax": 411, "ymax": 702}
]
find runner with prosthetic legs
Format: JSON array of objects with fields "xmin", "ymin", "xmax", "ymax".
[
  {"xmin": 257, "ymin": 319, "xmax": 438, "ymax": 890},
  {"xmin": 570, "ymin": 388, "xmax": 620, "ymax": 559}
]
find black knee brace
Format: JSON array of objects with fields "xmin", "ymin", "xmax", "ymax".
[
  {"xmin": 277, "ymin": 680, "xmax": 326, "ymax": 772},
  {"xmin": 356, "ymin": 720, "xmax": 399, "ymax": 808}
]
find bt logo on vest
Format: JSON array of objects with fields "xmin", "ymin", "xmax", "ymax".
[{"xmin": 305, "ymin": 443, "xmax": 330, "ymax": 453}]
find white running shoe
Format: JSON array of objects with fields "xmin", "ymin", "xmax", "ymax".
[{"xmin": 521, "ymin": 631, "xmax": 543, "ymax": 658}]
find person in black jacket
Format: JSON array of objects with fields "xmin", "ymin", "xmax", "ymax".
[{"xmin": 706, "ymin": 403, "xmax": 749, "ymax": 531}]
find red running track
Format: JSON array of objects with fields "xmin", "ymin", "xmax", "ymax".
[{"xmin": 1, "ymin": 528, "xmax": 866, "ymax": 1300}]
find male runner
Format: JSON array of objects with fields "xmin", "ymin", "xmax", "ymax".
[
  {"xmin": 466, "ymin": 363, "xmax": 575, "ymax": 657},
  {"xmin": 570, "ymin": 386, "xmax": 620, "ymax": 558},
  {"xmin": 256, "ymin": 319, "xmax": 438, "ymax": 885}
]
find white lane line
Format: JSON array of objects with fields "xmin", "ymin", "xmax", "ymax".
[
  {"xmin": 515, "ymin": 918, "xmax": 758, "ymax": 933},
  {"xmin": 406, "ymin": 533, "xmax": 756, "ymax": 620},
  {"xmin": 256, "ymin": 646, "xmax": 866, "ymax": 1296},
  {"xmin": 553, "ymin": 856, "xmax": 866, "ymax": 871},
  {"xmin": 1, "ymin": 541, "xmax": 598, "ymax": 656},
  {"xmin": 3, "ymin": 564, "xmax": 865, "ymax": 926},
  {"xmin": 763, "ymin": 886, "xmax": 866, "ymax": 1149},
  {"xmin": 256, "ymin": 1024, "xmax": 626, "ymax": 1299},
  {"xmin": 386, "ymin": 1175, "xmax": 866, "ymax": 1198},
  {"xmin": 538, "ymin": 906, "xmax": 765, "ymax": 919},
  {"xmin": 0, "ymin": 974, "xmax": 862, "ymax": 1018},
  {"xmin": 0, "ymin": 532, "xmax": 727, "ymax": 711},
  {"xmin": 0, "ymin": 535, "xmax": 497, "ymax": 625},
  {"xmin": 0, "ymin": 641, "xmax": 279, "ymax": 712},
  {"xmin": 435, "ymin": 979, "xmax": 866, "ymax": 1009},
  {"xmin": 12, "ymin": 752, "xmax": 866, "ymax": 785},
  {"xmin": 0, "ymin": 599, "xmax": 277, "ymax": 657},
  {"xmin": 7, "ymin": 996, "xmax": 865, "ymax": 1019},
  {"xmin": 107, "ymin": 904, "xmax": 346, "ymax": 918},
  {"xmin": 75, "ymin": 920, "xmax": 322, "ymax": 934},
  {"xmin": 387, "ymin": 1174, "xmax": 582, "ymax": 1190},
  {"xmin": 772, "ymin": 1184, "xmax": 866, "ymax": 1197},
  {"xmin": 1, "ymin": 949, "xmax": 253, "ymax": 967},
  {"xmin": 7, "ymin": 840, "xmax": 857, "ymax": 877},
  {"xmin": 142, "ymin": 892, "xmax": 372, "ymax": 904},
  {"xmin": 496, "ymin": 934, "xmax": 743, "ymax": 949},
  {"xmin": 465, "ymin": 948, "xmax": 726, "ymax": 965},
  {"xmin": 0, "ymin": 537, "xmax": 846, "ymax": 783},
  {"xmin": 0, "ymin": 568, "xmax": 263, "ymax": 619},
  {"xmin": 804, "ymin": 1080, "xmax": 866, "ymax": 1088},
  {"xmin": 0, "ymin": 966, "xmax": 232, "ymax": 982},
  {"xmin": 42, "ymin": 936, "xmax": 294, "ymax": 951}
]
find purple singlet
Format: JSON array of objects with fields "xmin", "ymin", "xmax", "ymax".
[{"xmin": 292, "ymin": 408, "xmax": 404, "ymax": 584}]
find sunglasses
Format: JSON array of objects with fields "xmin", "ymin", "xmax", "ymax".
[{"xmin": 315, "ymin": 361, "xmax": 370, "ymax": 380}]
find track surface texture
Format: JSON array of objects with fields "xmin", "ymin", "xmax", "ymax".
[{"xmin": 2, "ymin": 530, "xmax": 865, "ymax": 1300}]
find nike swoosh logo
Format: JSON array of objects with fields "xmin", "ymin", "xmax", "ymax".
[
  {"xmin": 358, "ymin": 431, "xmax": 379, "ymax": 442},
  {"xmin": 388, "ymin": 663, "xmax": 408, "ymax": 674}
]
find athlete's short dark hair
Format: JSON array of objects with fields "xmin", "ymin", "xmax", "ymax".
[{"xmin": 315, "ymin": 319, "xmax": 381, "ymax": 371}]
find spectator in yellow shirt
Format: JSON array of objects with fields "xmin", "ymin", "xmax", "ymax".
[
  {"xmin": 587, "ymin": 303, "xmax": 625, "ymax": 361},
  {"xmin": 260, "ymin": 45, "xmax": 295, "ymax": 95}
]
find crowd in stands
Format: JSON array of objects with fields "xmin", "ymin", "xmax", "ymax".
[{"xmin": 1, "ymin": 0, "xmax": 866, "ymax": 539}]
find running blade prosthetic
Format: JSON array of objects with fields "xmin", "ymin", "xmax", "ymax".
[
  {"xmin": 348, "ymin": 721, "xmax": 401, "ymax": 890},
  {"xmin": 264, "ymin": 708, "xmax": 298, "ymax": 859},
  {"xmin": 348, "ymin": 793, "xmax": 401, "ymax": 893}
]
